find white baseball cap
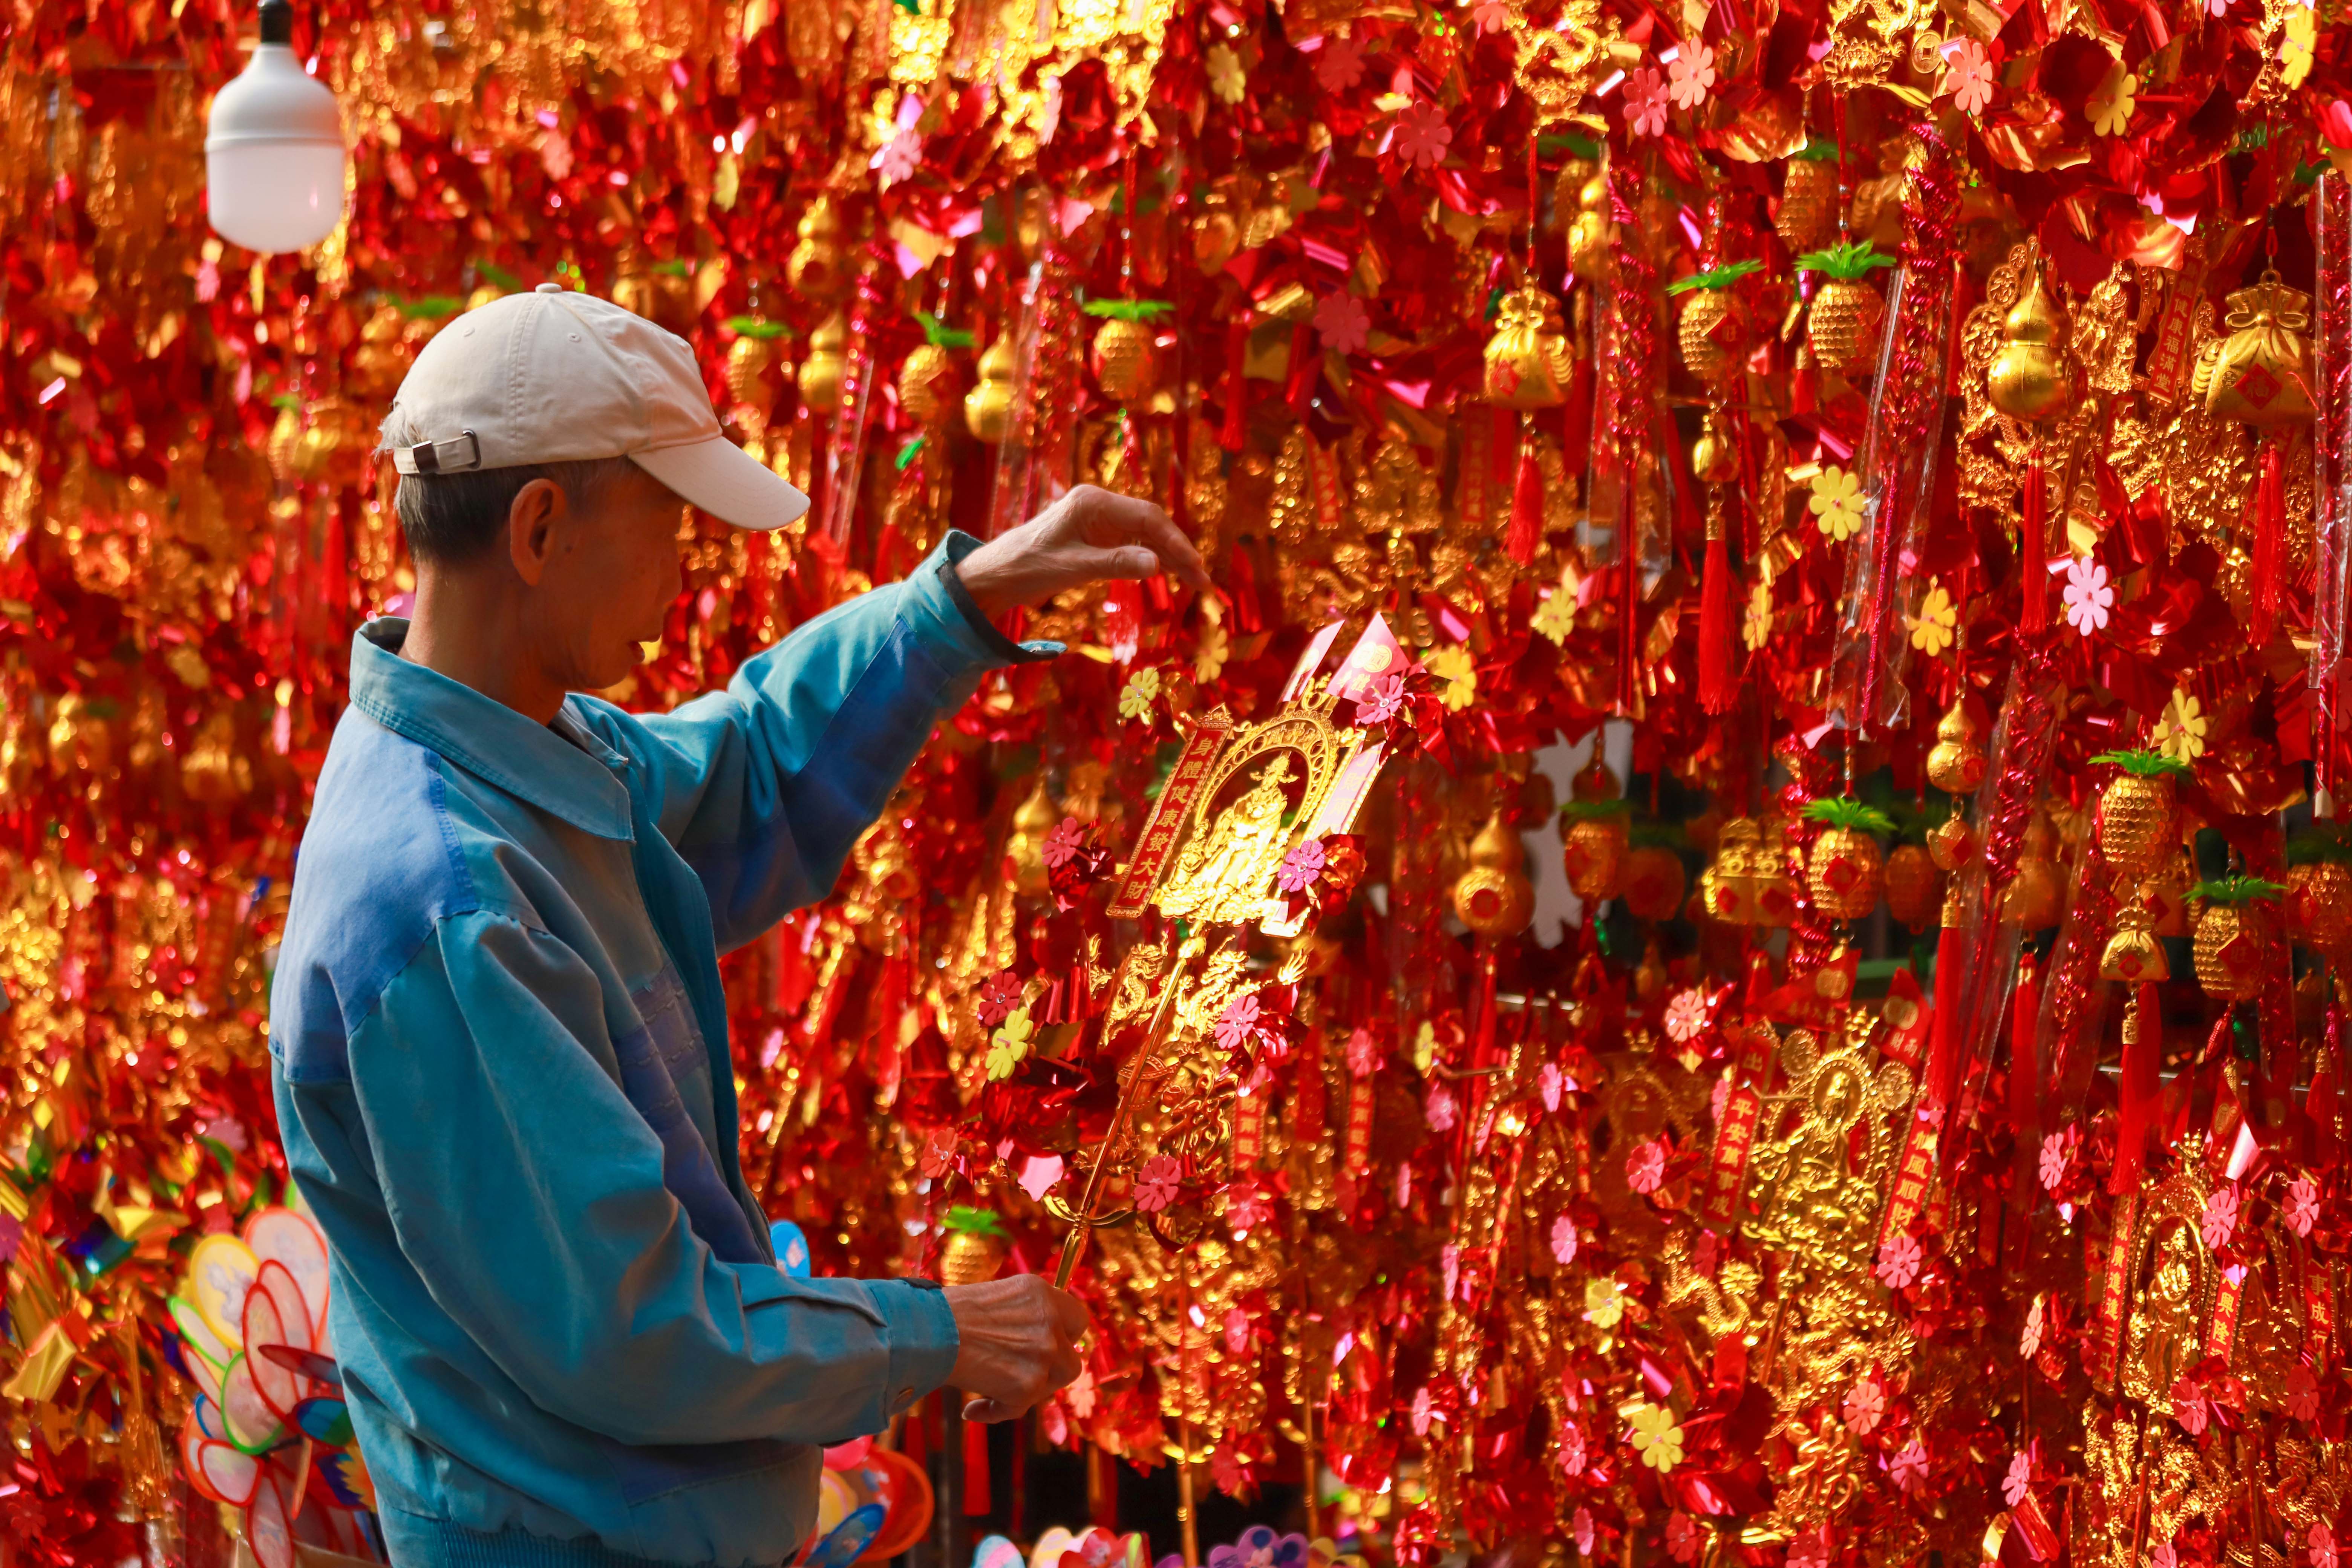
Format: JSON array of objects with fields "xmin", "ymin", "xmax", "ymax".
[{"xmin": 381, "ymin": 282, "xmax": 809, "ymax": 531}]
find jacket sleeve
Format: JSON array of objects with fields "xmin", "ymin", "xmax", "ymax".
[
  {"xmin": 350, "ymin": 909, "xmax": 960, "ymax": 1448},
  {"xmin": 576, "ymin": 531, "xmax": 1056, "ymax": 953}
]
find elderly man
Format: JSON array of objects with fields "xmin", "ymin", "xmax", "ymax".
[{"xmin": 269, "ymin": 283, "xmax": 1207, "ymax": 1568}]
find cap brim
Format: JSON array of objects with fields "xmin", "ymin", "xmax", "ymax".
[{"xmin": 630, "ymin": 437, "xmax": 810, "ymax": 531}]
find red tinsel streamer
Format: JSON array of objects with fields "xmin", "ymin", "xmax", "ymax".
[
  {"xmin": 2037, "ymin": 826, "xmax": 2120, "ymax": 1133},
  {"xmin": 2018, "ymin": 453, "xmax": 2050, "ymax": 637},
  {"xmin": 2311, "ymin": 173, "xmax": 2352, "ymax": 799},
  {"xmin": 2250, "ymin": 436, "xmax": 2286, "ymax": 648}
]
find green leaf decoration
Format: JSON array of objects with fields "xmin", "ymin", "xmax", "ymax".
[
  {"xmin": 269, "ymin": 392, "xmax": 302, "ymax": 411},
  {"xmin": 1080, "ymin": 299, "xmax": 1176, "ymax": 322},
  {"xmin": 943, "ymin": 1205, "xmax": 1007, "ymax": 1237},
  {"xmin": 1537, "ymin": 132, "xmax": 1603, "ymax": 159},
  {"xmin": 894, "ymin": 0, "xmax": 922, "ymax": 11},
  {"xmin": 726, "ymin": 315, "xmax": 790, "ymax": 340},
  {"xmin": 1802, "ymin": 798, "xmax": 1897, "ymax": 835},
  {"xmin": 2089, "ymin": 749, "xmax": 2191, "ymax": 777},
  {"xmin": 397, "ymin": 295, "xmax": 464, "ymax": 319},
  {"xmin": 896, "ymin": 436, "xmax": 926, "ymax": 472},
  {"xmin": 916, "ymin": 310, "xmax": 976, "ymax": 348},
  {"xmin": 1793, "ymin": 241, "xmax": 1896, "ymax": 279},
  {"xmin": 1559, "ymin": 799, "xmax": 1633, "ymax": 822},
  {"xmin": 2188, "ymin": 874, "xmax": 2285, "ymax": 905},
  {"xmin": 475, "ymin": 261, "xmax": 522, "ymax": 292},
  {"xmin": 652, "ymin": 258, "xmax": 692, "ymax": 278},
  {"xmin": 2289, "ymin": 824, "xmax": 2352, "ymax": 866},
  {"xmin": 1792, "ymin": 138, "xmax": 1842, "ymax": 162},
  {"xmin": 1666, "ymin": 259, "xmax": 1766, "ymax": 296}
]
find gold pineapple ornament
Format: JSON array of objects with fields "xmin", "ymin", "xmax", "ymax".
[
  {"xmin": 1883, "ymin": 844, "xmax": 1941, "ymax": 933},
  {"xmin": 1084, "ymin": 299, "xmax": 1173, "ymax": 405},
  {"xmin": 1483, "ymin": 285, "xmax": 1574, "ymax": 408},
  {"xmin": 798, "ymin": 311, "xmax": 847, "ymax": 417},
  {"xmin": 2190, "ymin": 876, "xmax": 2284, "ymax": 1001},
  {"xmin": 2090, "ymin": 750, "xmax": 2188, "ymax": 884},
  {"xmin": 1801, "ymin": 798, "xmax": 1894, "ymax": 922},
  {"xmin": 965, "ymin": 334, "xmax": 1019, "ymax": 443},
  {"xmin": 1452, "ymin": 809, "xmax": 1534, "ymax": 937},
  {"xmin": 1622, "ymin": 846, "xmax": 1687, "ymax": 925},
  {"xmin": 938, "ymin": 1207, "xmax": 1009, "ymax": 1286},
  {"xmin": 1773, "ymin": 149, "xmax": 1841, "ymax": 255},
  {"xmin": 1668, "ymin": 261, "xmax": 1764, "ymax": 384},
  {"xmin": 1796, "ymin": 241, "xmax": 1896, "ymax": 376},
  {"xmin": 2290, "ymin": 860, "xmax": 2352, "ymax": 958},
  {"xmin": 1004, "ymin": 778, "xmax": 1060, "ymax": 897},
  {"xmin": 900, "ymin": 312, "xmax": 974, "ymax": 428}
]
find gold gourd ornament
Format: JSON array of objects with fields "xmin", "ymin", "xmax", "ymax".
[
  {"xmin": 2189, "ymin": 876, "xmax": 2284, "ymax": 1001},
  {"xmin": 1084, "ymin": 299, "xmax": 1173, "ymax": 405},
  {"xmin": 1483, "ymin": 285, "xmax": 1574, "ymax": 408},
  {"xmin": 785, "ymin": 196, "xmax": 852, "ymax": 303},
  {"xmin": 2002, "ymin": 812, "xmax": 2065, "ymax": 930},
  {"xmin": 1005, "ymin": 778, "xmax": 1060, "ymax": 897},
  {"xmin": 1795, "ymin": 241, "xmax": 1896, "ymax": 377},
  {"xmin": 1987, "ymin": 262, "xmax": 2070, "ymax": 424},
  {"xmin": 899, "ymin": 312, "xmax": 974, "ymax": 428},
  {"xmin": 1566, "ymin": 162, "xmax": 1612, "ymax": 283},
  {"xmin": 798, "ymin": 311, "xmax": 847, "ymax": 417},
  {"xmin": 965, "ymin": 334, "xmax": 1019, "ymax": 443},
  {"xmin": 1452, "ymin": 809, "xmax": 1535, "ymax": 937},
  {"xmin": 1668, "ymin": 261, "xmax": 1764, "ymax": 384},
  {"xmin": 1925, "ymin": 697, "xmax": 1986, "ymax": 795},
  {"xmin": 2089, "ymin": 750, "xmax": 2188, "ymax": 885},
  {"xmin": 1689, "ymin": 407, "xmax": 1741, "ymax": 485},
  {"xmin": 1801, "ymin": 798, "xmax": 1893, "ymax": 922},
  {"xmin": 1773, "ymin": 146, "xmax": 1841, "ymax": 256}
]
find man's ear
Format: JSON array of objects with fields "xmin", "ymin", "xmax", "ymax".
[{"xmin": 506, "ymin": 478, "xmax": 564, "ymax": 587}]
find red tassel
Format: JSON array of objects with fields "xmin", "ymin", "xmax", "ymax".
[
  {"xmin": 2008, "ymin": 954, "xmax": 2041, "ymax": 1214},
  {"xmin": 963, "ymin": 1413, "xmax": 992, "ymax": 1516},
  {"xmin": 2314, "ymin": 1005, "xmax": 2344, "ymax": 1172},
  {"xmin": 1697, "ymin": 529, "xmax": 1736, "ymax": 715},
  {"xmin": 1507, "ymin": 435, "xmax": 1544, "ymax": 565},
  {"xmin": 2019, "ymin": 453, "xmax": 2050, "ymax": 636},
  {"xmin": 1220, "ymin": 319, "xmax": 1249, "ymax": 452},
  {"xmin": 2110, "ymin": 982, "xmax": 2162, "ymax": 1194},
  {"xmin": 1927, "ymin": 920, "xmax": 1967, "ymax": 1114},
  {"xmin": 2251, "ymin": 436, "xmax": 2286, "ymax": 646}
]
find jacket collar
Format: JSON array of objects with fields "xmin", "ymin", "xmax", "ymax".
[{"xmin": 348, "ymin": 619, "xmax": 634, "ymax": 841}]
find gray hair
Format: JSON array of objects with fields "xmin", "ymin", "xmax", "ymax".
[{"xmin": 380, "ymin": 411, "xmax": 632, "ymax": 567}]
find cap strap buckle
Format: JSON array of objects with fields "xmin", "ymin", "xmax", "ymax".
[{"xmin": 393, "ymin": 429, "xmax": 483, "ymax": 476}]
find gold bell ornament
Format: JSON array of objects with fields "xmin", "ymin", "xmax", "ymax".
[
  {"xmin": 1452, "ymin": 810, "xmax": 1535, "ymax": 937},
  {"xmin": 1483, "ymin": 285, "xmax": 1574, "ymax": 408},
  {"xmin": 1560, "ymin": 756, "xmax": 1630, "ymax": 903},
  {"xmin": 1795, "ymin": 240, "xmax": 1895, "ymax": 376},
  {"xmin": 2190, "ymin": 876, "xmax": 2284, "ymax": 1001},
  {"xmin": 1084, "ymin": 299, "xmax": 1173, "ymax": 405},
  {"xmin": 785, "ymin": 196, "xmax": 852, "ymax": 303},
  {"xmin": 900, "ymin": 312, "xmax": 974, "ymax": 427},
  {"xmin": 1773, "ymin": 145, "xmax": 1841, "ymax": 255},
  {"xmin": 965, "ymin": 334, "xmax": 1019, "ymax": 443},
  {"xmin": 798, "ymin": 312, "xmax": 847, "ymax": 418},
  {"xmin": 1668, "ymin": 261, "xmax": 1764, "ymax": 384},
  {"xmin": 2090, "ymin": 750, "xmax": 2187, "ymax": 884},
  {"xmin": 1988, "ymin": 255, "xmax": 2070, "ymax": 635},
  {"xmin": 1883, "ymin": 843, "xmax": 1942, "ymax": 933},
  {"xmin": 2197, "ymin": 266, "xmax": 2315, "ymax": 645},
  {"xmin": 938, "ymin": 1206, "xmax": 1009, "ymax": 1286},
  {"xmin": 1801, "ymin": 798, "xmax": 1894, "ymax": 922},
  {"xmin": 1924, "ymin": 697, "xmax": 1986, "ymax": 795}
]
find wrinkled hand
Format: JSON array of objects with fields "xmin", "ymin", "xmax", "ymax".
[
  {"xmin": 944, "ymin": 1274, "xmax": 1089, "ymax": 1423},
  {"xmin": 952, "ymin": 484, "xmax": 1212, "ymax": 618}
]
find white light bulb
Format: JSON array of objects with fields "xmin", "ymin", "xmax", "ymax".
[{"xmin": 205, "ymin": 2, "xmax": 345, "ymax": 255}]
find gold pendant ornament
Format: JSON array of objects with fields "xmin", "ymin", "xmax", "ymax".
[
  {"xmin": 2198, "ymin": 268, "xmax": 2316, "ymax": 428},
  {"xmin": 1668, "ymin": 261, "xmax": 1764, "ymax": 384},
  {"xmin": 1483, "ymin": 285, "xmax": 1574, "ymax": 408}
]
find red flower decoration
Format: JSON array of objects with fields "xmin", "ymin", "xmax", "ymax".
[
  {"xmin": 1215, "ymin": 992, "xmax": 1263, "ymax": 1054},
  {"xmin": 1277, "ymin": 837, "xmax": 1327, "ymax": 895},
  {"xmin": 977, "ymin": 969, "xmax": 1023, "ymax": 1029},
  {"xmin": 1042, "ymin": 816, "xmax": 1086, "ymax": 870},
  {"xmin": 1135, "ymin": 1154, "xmax": 1180, "ymax": 1213},
  {"xmin": 1392, "ymin": 102, "xmax": 1453, "ymax": 168},
  {"xmin": 1626, "ymin": 1138, "xmax": 1668, "ymax": 1194}
]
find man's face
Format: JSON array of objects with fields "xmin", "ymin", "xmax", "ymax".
[{"xmin": 526, "ymin": 462, "xmax": 687, "ymax": 693}]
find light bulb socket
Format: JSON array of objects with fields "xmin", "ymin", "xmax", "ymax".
[{"xmin": 258, "ymin": 0, "xmax": 294, "ymax": 46}]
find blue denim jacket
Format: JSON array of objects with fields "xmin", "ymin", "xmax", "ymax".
[{"xmin": 270, "ymin": 535, "xmax": 1053, "ymax": 1568}]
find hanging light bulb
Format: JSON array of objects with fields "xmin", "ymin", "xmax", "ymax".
[{"xmin": 204, "ymin": 0, "xmax": 346, "ymax": 254}]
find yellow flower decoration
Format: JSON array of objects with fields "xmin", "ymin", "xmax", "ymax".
[
  {"xmin": 2283, "ymin": 8, "xmax": 2315, "ymax": 87},
  {"xmin": 1206, "ymin": 43, "xmax": 1248, "ymax": 105},
  {"xmin": 2089, "ymin": 67, "xmax": 2138, "ymax": 136},
  {"xmin": 2153, "ymin": 689, "xmax": 2207, "ymax": 764},
  {"xmin": 1808, "ymin": 466, "xmax": 1865, "ymax": 544},
  {"xmin": 1194, "ymin": 621, "xmax": 1229, "ymax": 683},
  {"xmin": 1426, "ymin": 644, "xmax": 1477, "ymax": 711},
  {"xmin": 1583, "ymin": 1276, "xmax": 1626, "ymax": 1330},
  {"xmin": 1626, "ymin": 1401, "xmax": 1686, "ymax": 1473},
  {"xmin": 1532, "ymin": 590, "xmax": 1577, "ymax": 646},
  {"xmin": 1742, "ymin": 576, "xmax": 1772, "ymax": 652},
  {"xmin": 1908, "ymin": 581, "xmax": 1957, "ymax": 658},
  {"xmin": 986, "ymin": 1006, "xmax": 1036, "ymax": 1081},
  {"xmin": 1117, "ymin": 666, "xmax": 1162, "ymax": 722}
]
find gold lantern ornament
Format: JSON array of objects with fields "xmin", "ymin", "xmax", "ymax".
[
  {"xmin": 1795, "ymin": 241, "xmax": 1896, "ymax": 377},
  {"xmin": 798, "ymin": 312, "xmax": 848, "ymax": 418},
  {"xmin": 1773, "ymin": 145, "xmax": 1841, "ymax": 255},
  {"xmin": 2190, "ymin": 876, "xmax": 2284, "ymax": 1001},
  {"xmin": 1084, "ymin": 299, "xmax": 1173, "ymax": 405},
  {"xmin": 965, "ymin": 334, "xmax": 1019, "ymax": 443},
  {"xmin": 1801, "ymin": 798, "xmax": 1894, "ymax": 922},
  {"xmin": 1452, "ymin": 810, "xmax": 1535, "ymax": 937},
  {"xmin": 2198, "ymin": 269, "xmax": 2317, "ymax": 427},
  {"xmin": 939, "ymin": 1206, "xmax": 1009, "ymax": 1286},
  {"xmin": 1483, "ymin": 285, "xmax": 1574, "ymax": 408},
  {"xmin": 1925, "ymin": 697, "xmax": 1986, "ymax": 796},
  {"xmin": 1987, "ymin": 261, "xmax": 2070, "ymax": 424},
  {"xmin": 2090, "ymin": 750, "xmax": 2188, "ymax": 884},
  {"xmin": 1667, "ymin": 260, "xmax": 1764, "ymax": 384},
  {"xmin": 786, "ymin": 196, "xmax": 852, "ymax": 304},
  {"xmin": 1703, "ymin": 816, "xmax": 1764, "ymax": 925},
  {"xmin": 901, "ymin": 312, "xmax": 974, "ymax": 427},
  {"xmin": 1883, "ymin": 844, "xmax": 1941, "ymax": 933}
]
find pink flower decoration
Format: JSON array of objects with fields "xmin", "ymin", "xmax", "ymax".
[
  {"xmin": 1624, "ymin": 67, "xmax": 1669, "ymax": 137},
  {"xmin": 2152, "ymin": 1543, "xmax": 2179, "ymax": 1568},
  {"xmin": 1540, "ymin": 1061, "xmax": 1564, "ymax": 1111},
  {"xmin": 1346, "ymin": 1026, "xmax": 1381, "ymax": 1077},
  {"xmin": 2311, "ymin": 1524, "xmax": 2337, "ymax": 1568},
  {"xmin": 1425, "ymin": 1084, "xmax": 1459, "ymax": 1132},
  {"xmin": 1890, "ymin": 1440, "xmax": 1929, "ymax": 1494},
  {"xmin": 1277, "ymin": 837, "xmax": 1328, "ymax": 894},
  {"xmin": 2002, "ymin": 1450, "xmax": 2033, "ymax": 1508},
  {"xmin": 1215, "ymin": 992, "xmax": 1263, "ymax": 1054},
  {"xmin": 1627, "ymin": 1138, "xmax": 1668, "ymax": 1194},
  {"xmin": 1392, "ymin": 101, "xmax": 1453, "ymax": 168},
  {"xmin": 1877, "ymin": 1233, "xmax": 1923, "ymax": 1290},
  {"xmin": 1666, "ymin": 41, "xmax": 1716, "ymax": 109},
  {"xmin": 2289, "ymin": 1363, "xmax": 2322, "ymax": 1422},
  {"xmin": 1227, "ymin": 1179, "xmax": 1274, "ymax": 1234},
  {"xmin": 2201, "ymin": 1184, "xmax": 2239, "ymax": 1250},
  {"xmin": 1574, "ymin": 1509, "xmax": 1597, "ymax": 1557},
  {"xmin": 1940, "ymin": 38, "xmax": 1994, "ymax": 115},
  {"xmin": 1842, "ymin": 1378, "xmax": 1885, "ymax": 1435},
  {"xmin": 2021, "ymin": 1295, "xmax": 2046, "ymax": 1358},
  {"xmin": 2038, "ymin": 1132, "xmax": 2069, "ymax": 1193},
  {"xmin": 2063, "ymin": 556, "xmax": 2113, "ymax": 636},
  {"xmin": 1410, "ymin": 1384, "xmax": 1434, "ymax": 1436},
  {"xmin": 1441, "ymin": 1241, "xmax": 1461, "ymax": 1301},
  {"xmin": 1043, "ymin": 816, "xmax": 1086, "ymax": 870},
  {"xmin": 1666, "ymin": 1513, "xmax": 1700, "ymax": 1565},
  {"xmin": 1357, "ymin": 672, "xmax": 1407, "ymax": 726},
  {"xmin": 1315, "ymin": 291, "xmax": 1372, "ymax": 355},
  {"xmin": 1471, "ymin": 0, "xmax": 1513, "ymax": 32},
  {"xmin": 2173, "ymin": 1378, "xmax": 2212, "ymax": 1435},
  {"xmin": 1787, "ymin": 1527, "xmax": 1830, "ymax": 1568},
  {"xmin": 1663, "ymin": 989, "xmax": 1709, "ymax": 1042},
  {"xmin": 1135, "ymin": 1154, "xmax": 1181, "ymax": 1213},
  {"xmin": 2287, "ymin": 1175, "xmax": 2321, "ymax": 1237},
  {"xmin": 1551, "ymin": 1213, "xmax": 1579, "ymax": 1265},
  {"xmin": 873, "ymin": 126, "xmax": 922, "ymax": 187},
  {"xmin": 1315, "ymin": 32, "xmax": 1367, "ymax": 92},
  {"xmin": 1559, "ymin": 1423, "xmax": 1588, "ymax": 1476}
]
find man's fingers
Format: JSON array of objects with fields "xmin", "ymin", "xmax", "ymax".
[
  {"xmin": 1088, "ymin": 545, "xmax": 1165, "ymax": 581},
  {"xmin": 964, "ymin": 1396, "xmax": 1019, "ymax": 1423},
  {"xmin": 1135, "ymin": 504, "xmax": 1213, "ymax": 593},
  {"xmin": 1050, "ymin": 1288, "xmax": 1090, "ymax": 1340}
]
